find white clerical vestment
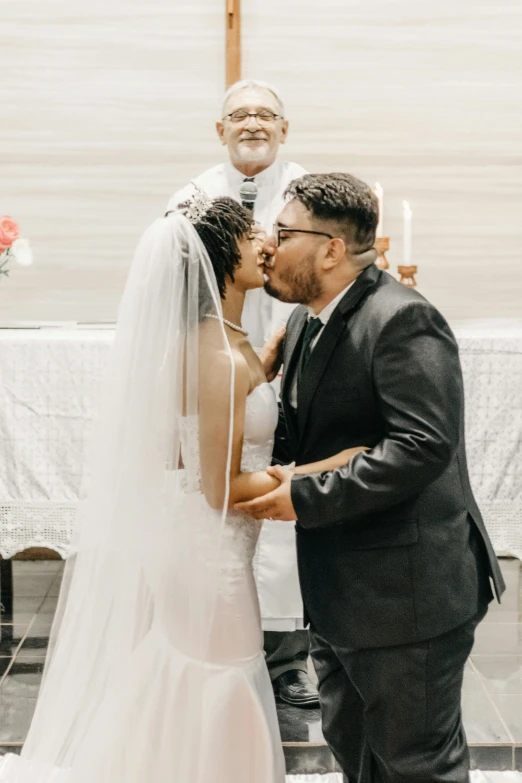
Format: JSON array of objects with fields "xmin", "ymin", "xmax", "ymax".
[{"xmin": 168, "ymin": 158, "xmax": 307, "ymax": 631}]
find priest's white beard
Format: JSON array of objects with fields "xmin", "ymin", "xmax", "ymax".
[{"xmin": 236, "ymin": 139, "xmax": 271, "ymax": 163}]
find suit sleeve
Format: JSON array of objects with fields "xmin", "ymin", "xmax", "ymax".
[{"xmin": 291, "ymin": 302, "xmax": 463, "ymax": 528}]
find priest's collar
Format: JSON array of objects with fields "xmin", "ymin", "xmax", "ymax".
[{"xmin": 225, "ymin": 159, "xmax": 283, "ymax": 188}]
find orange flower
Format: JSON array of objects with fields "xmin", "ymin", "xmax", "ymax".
[{"xmin": 0, "ymin": 216, "xmax": 21, "ymax": 251}]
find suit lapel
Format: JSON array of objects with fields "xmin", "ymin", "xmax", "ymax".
[
  {"xmin": 296, "ymin": 309, "xmax": 346, "ymax": 439},
  {"xmin": 337, "ymin": 263, "xmax": 381, "ymax": 318},
  {"xmin": 280, "ymin": 306, "xmax": 307, "ymax": 445},
  {"xmin": 282, "ymin": 307, "xmax": 307, "ymax": 397},
  {"xmin": 296, "ymin": 264, "xmax": 382, "ymax": 447}
]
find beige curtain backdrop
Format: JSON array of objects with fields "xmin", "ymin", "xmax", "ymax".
[
  {"xmin": 242, "ymin": 0, "xmax": 522, "ymax": 320},
  {"xmin": 1, "ymin": 0, "xmax": 521, "ymax": 321},
  {"xmin": 1, "ymin": 0, "xmax": 227, "ymax": 321}
]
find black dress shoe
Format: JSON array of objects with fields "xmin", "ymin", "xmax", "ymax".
[{"xmin": 273, "ymin": 669, "xmax": 320, "ymax": 708}]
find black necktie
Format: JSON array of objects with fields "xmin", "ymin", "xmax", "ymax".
[
  {"xmin": 241, "ymin": 177, "xmax": 255, "ymax": 209},
  {"xmin": 297, "ymin": 317, "xmax": 323, "ymax": 383}
]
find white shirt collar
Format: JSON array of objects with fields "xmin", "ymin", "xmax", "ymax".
[
  {"xmin": 225, "ymin": 159, "xmax": 282, "ymax": 188},
  {"xmin": 308, "ymin": 280, "xmax": 356, "ymax": 326}
]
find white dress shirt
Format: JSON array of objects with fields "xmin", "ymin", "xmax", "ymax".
[
  {"xmin": 168, "ymin": 159, "xmax": 308, "ymax": 347},
  {"xmin": 289, "ymin": 280, "xmax": 355, "ymax": 408}
]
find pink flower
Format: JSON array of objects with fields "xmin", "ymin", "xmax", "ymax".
[{"xmin": 0, "ymin": 216, "xmax": 21, "ymax": 251}]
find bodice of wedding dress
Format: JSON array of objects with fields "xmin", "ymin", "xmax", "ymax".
[{"xmin": 179, "ymin": 381, "xmax": 278, "ymax": 567}]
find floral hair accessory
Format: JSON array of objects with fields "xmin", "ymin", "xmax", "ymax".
[{"xmin": 165, "ymin": 183, "xmax": 212, "ymax": 225}]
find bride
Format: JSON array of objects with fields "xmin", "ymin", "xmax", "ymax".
[{"xmin": 0, "ymin": 194, "xmax": 363, "ymax": 783}]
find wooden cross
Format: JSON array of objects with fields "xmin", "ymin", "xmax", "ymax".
[{"xmin": 226, "ymin": 0, "xmax": 241, "ymax": 87}]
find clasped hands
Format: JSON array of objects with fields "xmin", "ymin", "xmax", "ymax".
[
  {"xmin": 234, "ymin": 446, "xmax": 370, "ymax": 521},
  {"xmin": 234, "ymin": 464, "xmax": 296, "ymax": 521},
  {"xmin": 241, "ymin": 316, "xmax": 370, "ymax": 521}
]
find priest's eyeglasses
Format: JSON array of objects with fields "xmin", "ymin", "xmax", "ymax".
[
  {"xmin": 223, "ymin": 109, "xmax": 283, "ymax": 124},
  {"xmin": 272, "ymin": 224, "xmax": 334, "ymax": 247}
]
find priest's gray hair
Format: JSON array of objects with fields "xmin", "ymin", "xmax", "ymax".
[{"xmin": 222, "ymin": 80, "xmax": 285, "ymax": 116}]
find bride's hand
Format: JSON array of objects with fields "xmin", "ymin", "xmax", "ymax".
[
  {"xmin": 260, "ymin": 325, "xmax": 286, "ymax": 383},
  {"xmin": 341, "ymin": 446, "xmax": 370, "ymax": 461},
  {"xmin": 290, "ymin": 447, "xmax": 370, "ymax": 476}
]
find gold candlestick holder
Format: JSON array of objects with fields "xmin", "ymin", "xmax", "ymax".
[
  {"xmin": 374, "ymin": 237, "xmax": 389, "ymax": 270},
  {"xmin": 397, "ymin": 265, "xmax": 418, "ymax": 287}
]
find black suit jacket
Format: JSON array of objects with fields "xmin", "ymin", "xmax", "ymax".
[{"xmin": 277, "ymin": 264, "xmax": 505, "ymax": 651}]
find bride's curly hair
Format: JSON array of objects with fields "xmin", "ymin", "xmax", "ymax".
[{"xmin": 188, "ymin": 197, "xmax": 253, "ymax": 299}]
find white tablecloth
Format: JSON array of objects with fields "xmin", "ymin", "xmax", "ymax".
[
  {"xmin": 454, "ymin": 321, "xmax": 522, "ymax": 557},
  {"xmin": 1, "ymin": 322, "xmax": 521, "ymax": 560},
  {"xmin": 0, "ymin": 329, "xmax": 111, "ymax": 558}
]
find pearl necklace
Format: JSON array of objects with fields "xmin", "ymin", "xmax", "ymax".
[{"xmin": 204, "ymin": 313, "xmax": 249, "ymax": 336}]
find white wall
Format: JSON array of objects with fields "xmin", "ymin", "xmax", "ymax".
[{"xmin": 1, "ymin": 0, "xmax": 521, "ymax": 321}]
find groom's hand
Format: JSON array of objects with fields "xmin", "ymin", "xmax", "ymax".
[{"xmin": 233, "ymin": 465, "xmax": 296, "ymax": 521}]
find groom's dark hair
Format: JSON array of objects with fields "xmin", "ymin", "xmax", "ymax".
[
  {"xmin": 284, "ymin": 173, "xmax": 378, "ymax": 255},
  {"xmin": 193, "ymin": 197, "xmax": 253, "ymax": 299}
]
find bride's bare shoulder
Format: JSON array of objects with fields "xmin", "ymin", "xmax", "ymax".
[
  {"xmin": 198, "ymin": 339, "xmax": 250, "ymax": 396},
  {"xmin": 224, "ymin": 347, "xmax": 251, "ymax": 397}
]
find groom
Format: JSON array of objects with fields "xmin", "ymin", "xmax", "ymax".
[{"xmin": 235, "ymin": 172, "xmax": 505, "ymax": 783}]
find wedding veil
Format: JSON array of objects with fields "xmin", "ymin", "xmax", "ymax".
[{"xmin": 0, "ymin": 213, "xmax": 236, "ymax": 782}]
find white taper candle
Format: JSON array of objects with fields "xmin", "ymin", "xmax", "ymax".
[
  {"xmin": 374, "ymin": 183, "xmax": 384, "ymax": 238},
  {"xmin": 403, "ymin": 200, "xmax": 412, "ymax": 265}
]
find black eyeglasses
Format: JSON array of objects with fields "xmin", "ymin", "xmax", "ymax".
[
  {"xmin": 272, "ymin": 224, "xmax": 334, "ymax": 247},
  {"xmin": 222, "ymin": 109, "xmax": 283, "ymax": 124}
]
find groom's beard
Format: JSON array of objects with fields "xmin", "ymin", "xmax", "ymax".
[{"xmin": 264, "ymin": 251, "xmax": 324, "ymax": 305}]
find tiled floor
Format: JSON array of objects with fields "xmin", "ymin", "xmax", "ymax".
[{"xmin": 1, "ymin": 558, "xmax": 522, "ymax": 772}]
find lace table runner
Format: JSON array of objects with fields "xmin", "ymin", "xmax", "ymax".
[{"xmin": 1, "ymin": 325, "xmax": 521, "ymax": 559}]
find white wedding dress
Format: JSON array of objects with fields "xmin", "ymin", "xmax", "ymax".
[
  {"xmin": 172, "ymin": 380, "xmax": 286, "ymax": 782},
  {"xmin": 0, "ymin": 382, "xmax": 285, "ymax": 783}
]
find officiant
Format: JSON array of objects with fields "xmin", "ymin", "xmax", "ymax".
[{"xmin": 167, "ymin": 79, "xmax": 318, "ymax": 707}]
